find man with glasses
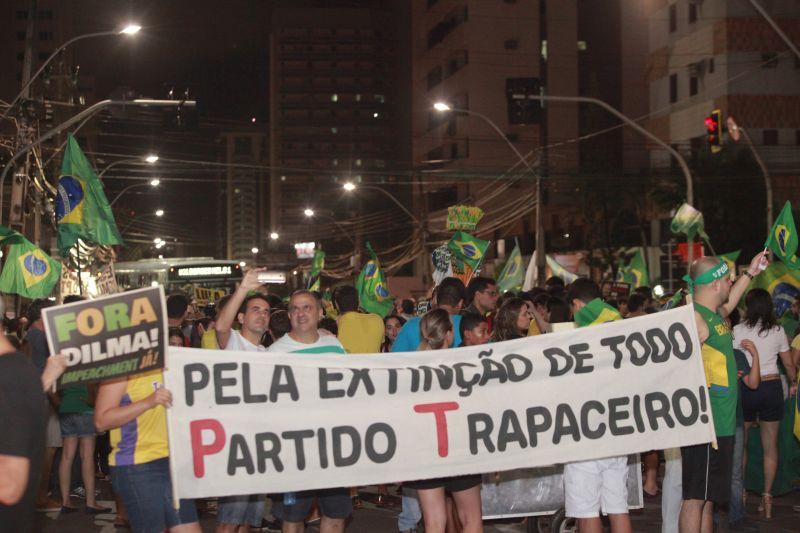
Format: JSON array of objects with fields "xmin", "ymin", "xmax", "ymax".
[
  {"xmin": 462, "ymin": 276, "xmax": 499, "ymax": 318},
  {"xmin": 214, "ymin": 267, "xmax": 272, "ymax": 532}
]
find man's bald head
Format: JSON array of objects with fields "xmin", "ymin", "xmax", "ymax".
[{"xmin": 689, "ymin": 255, "xmax": 731, "ymax": 304}]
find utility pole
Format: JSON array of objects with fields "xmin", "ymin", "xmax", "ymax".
[{"xmin": 535, "ymin": 0, "xmax": 548, "ymax": 286}]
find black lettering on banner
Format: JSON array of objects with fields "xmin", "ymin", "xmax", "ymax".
[
  {"xmin": 601, "ymin": 336, "xmax": 626, "ymax": 369},
  {"xmin": 543, "ymin": 347, "xmax": 572, "ymax": 376},
  {"xmin": 255, "ymin": 432, "xmax": 284, "ymax": 473},
  {"xmin": 214, "ymin": 363, "xmax": 240, "ymax": 405},
  {"xmin": 608, "ymin": 397, "xmax": 635, "ymax": 436},
  {"xmin": 553, "ymin": 404, "xmax": 581, "ymax": 444},
  {"xmin": 631, "ymin": 394, "xmax": 646, "ymax": 433},
  {"xmin": 645, "ymin": 392, "xmax": 676, "ymax": 430},
  {"xmin": 626, "ymin": 333, "xmax": 650, "ymax": 366},
  {"xmin": 282, "ymin": 430, "xmax": 314, "ymax": 470},
  {"xmin": 332, "ymin": 426, "xmax": 361, "ymax": 467},
  {"xmin": 364, "ymin": 423, "xmax": 396, "ymax": 463},
  {"xmin": 569, "ymin": 343, "xmax": 594, "ymax": 374},
  {"xmin": 319, "ymin": 368, "xmax": 346, "ymax": 399},
  {"xmin": 478, "ymin": 357, "xmax": 508, "ymax": 386},
  {"xmin": 421, "ymin": 365, "xmax": 455, "ymax": 390},
  {"xmin": 347, "ymin": 369, "xmax": 375, "ymax": 397},
  {"xmin": 503, "ymin": 353, "xmax": 533, "ymax": 382},
  {"xmin": 647, "ymin": 329, "xmax": 671, "ymax": 364},
  {"xmin": 525, "ymin": 406, "xmax": 552, "ymax": 447},
  {"xmin": 242, "ymin": 363, "xmax": 267, "ymax": 403},
  {"xmin": 387, "ymin": 368, "xmax": 398, "ymax": 394},
  {"xmin": 467, "ymin": 413, "xmax": 495, "ymax": 454},
  {"xmin": 668, "ymin": 323, "xmax": 693, "ymax": 360},
  {"xmin": 317, "ymin": 428, "xmax": 328, "ymax": 469},
  {"xmin": 580, "ymin": 400, "xmax": 606, "ymax": 439},
  {"xmin": 184, "ymin": 363, "xmax": 209, "ymax": 406},
  {"xmin": 454, "ymin": 363, "xmax": 479, "ymax": 397},
  {"xmin": 228, "ymin": 433, "xmax": 255, "ymax": 475},
  {"xmin": 270, "ymin": 365, "xmax": 299, "ymax": 402},
  {"xmin": 408, "ymin": 367, "xmax": 420, "ymax": 392},
  {"xmin": 672, "ymin": 388, "xmax": 699, "ymax": 426},
  {"xmin": 497, "ymin": 409, "xmax": 527, "ymax": 451}
]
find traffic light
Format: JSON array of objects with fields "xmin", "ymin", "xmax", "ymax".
[{"xmin": 704, "ymin": 109, "xmax": 722, "ymax": 153}]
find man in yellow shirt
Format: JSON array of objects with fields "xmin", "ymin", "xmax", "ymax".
[
  {"xmin": 200, "ymin": 295, "xmax": 232, "ymax": 349},
  {"xmin": 334, "ymin": 285, "xmax": 384, "ymax": 354}
]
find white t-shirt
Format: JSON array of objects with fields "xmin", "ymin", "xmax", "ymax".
[
  {"xmin": 223, "ymin": 329, "xmax": 268, "ymax": 352},
  {"xmin": 732, "ymin": 321, "xmax": 789, "ymax": 376},
  {"xmin": 268, "ymin": 333, "xmax": 346, "ymax": 355}
]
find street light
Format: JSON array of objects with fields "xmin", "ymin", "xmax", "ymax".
[
  {"xmin": 144, "ymin": 154, "xmax": 159, "ymax": 164},
  {"xmin": 109, "ymin": 178, "xmax": 160, "ymax": 206},
  {"xmin": 304, "ymin": 208, "xmax": 315, "ymax": 217},
  {"xmin": 341, "ymin": 182, "xmax": 420, "ymax": 225},
  {"xmin": 1, "ymin": 24, "xmax": 142, "ymax": 122},
  {"xmin": 270, "ymin": 232, "xmax": 279, "ymax": 240},
  {"xmin": 342, "ymin": 182, "xmax": 356, "ymax": 192},
  {"xmin": 154, "ymin": 209, "xmax": 164, "ymax": 217},
  {"xmin": 727, "ymin": 115, "xmax": 772, "ymax": 232},
  {"xmin": 251, "ymin": 247, "xmax": 259, "ymax": 254},
  {"xmin": 303, "ymin": 209, "xmax": 355, "ymax": 245}
]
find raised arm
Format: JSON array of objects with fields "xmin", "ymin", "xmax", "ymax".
[
  {"xmin": 720, "ymin": 251, "xmax": 768, "ymax": 317},
  {"xmin": 215, "ymin": 267, "xmax": 266, "ymax": 349}
]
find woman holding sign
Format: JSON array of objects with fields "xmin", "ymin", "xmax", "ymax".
[
  {"xmin": 95, "ymin": 371, "xmax": 201, "ymax": 533},
  {"xmin": 406, "ymin": 309, "xmax": 484, "ymax": 533}
]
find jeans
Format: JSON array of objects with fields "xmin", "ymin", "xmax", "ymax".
[
  {"xmin": 398, "ymin": 487, "xmax": 421, "ymax": 531},
  {"xmin": 729, "ymin": 425, "xmax": 746, "ymax": 523},
  {"xmin": 661, "ymin": 447, "xmax": 682, "ymax": 533}
]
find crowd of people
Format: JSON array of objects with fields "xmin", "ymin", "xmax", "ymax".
[{"xmin": 2, "ymin": 250, "xmax": 800, "ymax": 533}]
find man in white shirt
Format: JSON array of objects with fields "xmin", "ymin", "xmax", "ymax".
[
  {"xmin": 215, "ymin": 267, "xmax": 271, "ymax": 532},
  {"xmin": 269, "ymin": 291, "xmax": 348, "ymax": 533}
]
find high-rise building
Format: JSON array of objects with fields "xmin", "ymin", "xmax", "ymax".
[{"xmin": 268, "ymin": 3, "xmax": 411, "ymax": 254}]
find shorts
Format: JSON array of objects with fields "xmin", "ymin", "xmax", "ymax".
[
  {"xmin": 742, "ymin": 380, "xmax": 784, "ymax": 422},
  {"xmin": 111, "ymin": 458, "xmax": 198, "ymax": 533},
  {"xmin": 404, "ymin": 474, "xmax": 483, "ymax": 493},
  {"xmin": 59, "ymin": 412, "xmax": 96, "ymax": 437},
  {"xmin": 272, "ymin": 487, "xmax": 352, "ymax": 523},
  {"xmin": 45, "ymin": 403, "xmax": 62, "ymax": 447},
  {"xmin": 681, "ymin": 435, "xmax": 734, "ymax": 504},
  {"xmin": 564, "ymin": 456, "xmax": 629, "ymax": 518},
  {"xmin": 217, "ymin": 494, "xmax": 265, "ymax": 527}
]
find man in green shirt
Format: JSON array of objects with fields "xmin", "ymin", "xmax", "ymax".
[{"xmin": 679, "ymin": 251, "xmax": 767, "ymax": 533}]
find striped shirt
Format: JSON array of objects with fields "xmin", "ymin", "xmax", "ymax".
[{"xmin": 108, "ymin": 369, "xmax": 168, "ymax": 466}]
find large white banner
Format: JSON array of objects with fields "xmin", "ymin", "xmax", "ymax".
[{"xmin": 164, "ymin": 306, "xmax": 715, "ymax": 499}]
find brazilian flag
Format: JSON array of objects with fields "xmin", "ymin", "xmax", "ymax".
[
  {"xmin": 765, "ymin": 201, "xmax": 800, "ymax": 269},
  {"xmin": 720, "ymin": 250, "xmax": 741, "ymax": 274},
  {"xmin": 355, "ymin": 243, "xmax": 393, "ymax": 317},
  {"xmin": 307, "ymin": 250, "xmax": 325, "ymax": 292},
  {"xmin": 618, "ymin": 248, "xmax": 650, "ymax": 288},
  {"xmin": 574, "ymin": 298, "xmax": 622, "ymax": 328},
  {"xmin": 0, "ymin": 225, "xmax": 61, "ymax": 298},
  {"xmin": 447, "ymin": 231, "xmax": 489, "ymax": 272},
  {"xmin": 746, "ymin": 261, "xmax": 800, "ymax": 320},
  {"xmin": 56, "ymin": 134, "xmax": 123, "ymax": 254},
  {"xmin": 496, "ymin": 241, "xmax": 524, "ymax": 293}
]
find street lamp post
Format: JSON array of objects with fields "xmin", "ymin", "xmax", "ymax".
[
  {"xmin": 108, "ymin": 179, "xmax": 160, "ymax": 206},
  {"xmin": 304, "ymin": 209, "xmax": 356, "ymax": 246},
  {"xmin": 0, "ymin": 24, "xmax": 141, "ymax": 122},
  {"xmin": 341, "ymin": 182, "xmax": 420, "ymax": 225},
  {"xmin": 99, "ymin": 155, "xmax": 158, "ymax": 179},
  {"xmin": 727, "ymin": 116, "xmax": 772, "ymax": 232},
  {"xmin": 0, "ymin": 98, "xmax": 195, "ymax": 225}
]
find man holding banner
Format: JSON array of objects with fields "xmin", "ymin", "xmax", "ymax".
[{"xmin": 678, "ymin": 251, "xmax": 768, "ymax": 533}]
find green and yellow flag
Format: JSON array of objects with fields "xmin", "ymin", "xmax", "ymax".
[
  {"xmin": 447, "ymin": 231, "xmax": 489, "ymax": 272},
  {"xmin": 56, "ymin": 134, "xmax": 123, "ymax": 255},
  {"xmin": 496, "ymin": 242, "xmax": 524, "ymax": 293},
  {"xmin": 618, "ymin": 248, "xmax": 650, "ymax": 288},
  {"xmin": 546, "ymin": 254, "xmax": 579, "ymax": 283},
  {"xmin": 574, "ymin": 298, "xmax": 622, "ymax": 328},
  {"xmin": 670, "ymin": 202, "xmax": 709, "ymax": 242},
  {"xmin": 720, "ymin": 250, "xmax": 741, "ymax": 274},
  {"xmin": 307, "ymin": 250, "xmax": 325, "ymax": 292},
  {"xmin": 0, "ymin": 226, "xmax": 62, "ymax": 298},
  {"xmin": 794, "ymin": 375, "xmax": 800, "ymax": 442},
  {"xmin": 765, "ymin": 201, "xmax": 800, "ymax": 269},
  {"xmin": 745, "ymin": 261, "xmax": 800, "ymax": 320},
  {"xmin": 355, "ymin": 243, "xmax": 393, "ymax": 317}
]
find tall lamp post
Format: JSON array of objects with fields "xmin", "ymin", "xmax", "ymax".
[
  {"xmin": 303, "ymin": 208, "xmax": 356, "ymax": 246},
  {"xmin": 109, "ymin": 179, "xmax": 161, "ymax": 206},
  {"xmin": 99, "ymin": 154, "xmax": 159, "ymax": 179},
  {"xmin": 727, "ymin": 116, "xmax": 772, "ymax": 232},
  {"xmin": 1, "ymin": 24, "xmax": 141, "ymax": 122}
]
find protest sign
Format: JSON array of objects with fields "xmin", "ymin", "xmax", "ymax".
[
  {"xmin": 164, "ymin": 306, "xmax": 715, "ymax": 499},
  {"xmin": 44, "ymin": 286, "xmax": 167, "ymax": 388}
]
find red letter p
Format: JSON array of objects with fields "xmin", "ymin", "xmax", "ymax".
[{"xmin": 190, "ymin": 419, "xmax": 226, "ymax": 478}]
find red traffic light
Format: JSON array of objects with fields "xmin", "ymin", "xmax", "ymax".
[
  {"xmin": 705, "ymin": 109, "xmax": 722, "ymax": 153},
  {"xmin": 704, "ymin": 116, "xmax": 717, "ymax": 132}
]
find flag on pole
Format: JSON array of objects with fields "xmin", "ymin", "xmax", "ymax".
[
  {"xmin": 670, "ymin": 203, "xmax": 709, "ymax": 242},
  {"xmin": 574, "ymin": 298, "xmax": 622, "ymax": 328},
  {"xmin": 765, "ymin": 201, "xmax": 800, "ymax": 269},
  {"xmin": 745, "ymin": 261, "xmax": 800, "ymax": 319},
  {"xmin": 307, "ymin": 250, "xmax": 325, "ymax": 291},
  {"xmin": 0, "ymin": 225, "xmax": 61, "ymax": 298},
  {"xmin": 496, "ymin": 241, "xmax": 524, "ymax": 293},
  {"xmin": 617, "ymin": 248, "xmax": 650, "ymax": 288},
  {"xmin": 719, "ymin": 250, "xmax": 741, "ymax": 274},
  {"xmin": 546, "ymin": 254, "xmax": 579, "ymax": 283},
  {"xmin": 56, "ymin": 134, "xmax": 123, "ymax": 254},
  {"xmin": 355, "ymin": 243, "xmax": 393, "ymax": 317},
  {"xmin": 447, "ymin": 231, "xmax": 489, "ymax": 272}
]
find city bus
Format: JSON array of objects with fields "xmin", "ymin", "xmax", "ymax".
[{"xmin": 114, "ymin": 257, "xmax": 244, "ymax": 303}]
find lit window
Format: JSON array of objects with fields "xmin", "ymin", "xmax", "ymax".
[
  {"xmin": 355, "ymin": 159, "xmax": 362, "ymax": 167},
  {"xmin": 331, "ymin": 127, "xmax": 338, "ymax": 134},
  {"xmin": 331, "ymin": 94, "xmax": 338, "ymax": 102},
  {"xmin": 577, "ymin": 40, "xmax": 587, "ymax": 51},
  {"xmin": 541, "ymin": 40, "xmax": 548, "ymax": 60}
]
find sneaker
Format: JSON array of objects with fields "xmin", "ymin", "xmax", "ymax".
[{"xmin": 70, "ymin": 487, "xmax": 86, "ymax": 499}]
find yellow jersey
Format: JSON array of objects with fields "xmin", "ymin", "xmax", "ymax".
[
  {"xmin": 108, "ymin": 369, "xmax": 169, "ymax": 466},
  {"xmin": 337, "ymin": 311, "xmax": 385, "ymax": 354}
]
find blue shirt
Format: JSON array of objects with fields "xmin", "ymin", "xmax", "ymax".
[{"xmin": 390, "ymin": 314, "xmax": 462, "ymax": 352}]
